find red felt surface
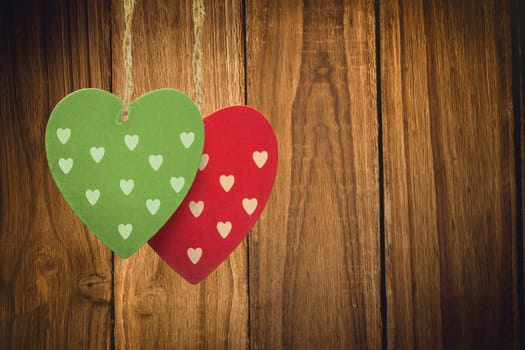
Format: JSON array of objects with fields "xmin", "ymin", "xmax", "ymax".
[{"xmin": 149, "ymin": 106, "xmax": 278, "ymax": 283}]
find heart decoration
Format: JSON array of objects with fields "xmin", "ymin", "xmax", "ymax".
[
  {"xmin": 149, "ymin": 106, "xmax": 278, "ymax": 283},
  {"xmin": 45, "ymin": 88, "xmax": 204, "ymax": 258}
]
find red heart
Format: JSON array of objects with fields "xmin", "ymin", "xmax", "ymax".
[{"xmin": 149, "ymin": 106, "xmax": 278, "ymax": 283}]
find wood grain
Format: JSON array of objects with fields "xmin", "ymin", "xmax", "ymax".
[
  {"xmin": 1, "ymin": 0, "xmax": 523, "ymax": 349},
  {"xmin": 380, "ymin": 0, "xmax": 519, "ymax": 348},
  {"xmin": 521, "ymin": 1, "xmax": 525, "ymax": 336},
  {"xmin": 246, "ymin": 0, "xmax": 381, "ymax": 348},
  {"xmin": 0, "ymin": 1, "xmax": 113, "ymax": 349},
  {"xmin": 111, "ymin": 1, "xmax": 248, "ymax": 349},
  {"xmin": 514, "ymin": 0, "xmax": 525, "ymax": 333}
]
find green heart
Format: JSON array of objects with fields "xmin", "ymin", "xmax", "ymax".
[{"xmin": 45, "ymin": 88, "xmax": 204, "ymax": 258}]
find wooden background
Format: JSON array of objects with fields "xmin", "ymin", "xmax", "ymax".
[{"xmin": 0, "ymin": 0, "xmax": 523, "ymax": 349}]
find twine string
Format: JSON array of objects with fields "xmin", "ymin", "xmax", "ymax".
[
  {"xmin": 120, "ymin": 0, "xmax": 203, "ymax": 116},
  {"xmin": 122, "ymin": 0, "xmax": 136, "ymax": 119},
  {"xmin": 192, "ymin": 0, "xmax": 205, "ymax": 112}
]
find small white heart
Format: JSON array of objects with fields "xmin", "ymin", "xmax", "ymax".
[
  {"xmin": 58, "ymin": 158, "xmax": 73, "ymax": 174},
  {"xmin": 120, "ymin": 179, "xmax": 134, "ymax": 195},
  {"xmin": 85, "ymin": 189, "xmax": 100, "ymax": 206},
  {"xmin": 124, "ymin": 134, "xmax": 139, "ymax": 151},
  {"xmin": 180, "ymin": 132, "xmax": 195, "ymax": 149},
  {"xmin": 253, "ymin": 151, "xmax": 268, "ymax": 168},
  {"xmin": 242, "ymin": 198, "xmax": 258, "ymax": 215},
  {"xmin": 216, "ymin": 221, "xmax": 232, "ymax": 238},
  {"xmin": 56, "ymin": 128, "xmax": 71, "ymax": 144},
  {"xmin": 90, "ymin": 146, "xmax": 105, "ymax": 163},
  {"xmin": 146, "ymin": 199, "xmax": 160, "ymax": 215},
  {"xmin": 189, "ymin": 201, "xmax": 204, "ymax": 218},
  {"xmin": 118, "ymin": 224, "xmax": 133, "ymax": 239},
  {"xmin": 199, "ymin": 154, "xmax": 209, "ymax": 171},
  {"xmin": 148, "ymin": 154, "xmax": 163, "ymax": 171},
  {"xmin": 170, "ymin": 176, "xmax": 185, "ymax": 193},
  {"xmin": 187, "ymin": 247, "xmax": 202, "ymax": 264},
  {"xmin": 219, "ymin": 175, "xmax": 235, "ymax": 192}
]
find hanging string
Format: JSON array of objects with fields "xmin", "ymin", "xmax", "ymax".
[
  {"xmin": 192, "ymin": 0, "xmax": 205, "ymax": 112},
  {"xmin": 120, "ymin": 0, "xmax": 202, "ymax": 116},
  {"xmin": 122, "ymin": 0, "xmax": 136, "ymax": 120}
]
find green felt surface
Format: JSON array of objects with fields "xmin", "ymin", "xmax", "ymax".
[{"xmin": 45, "ymin": 88, "xmax": 204, "ymax": 258}]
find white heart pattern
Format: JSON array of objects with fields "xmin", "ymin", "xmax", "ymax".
[
  {"xmin": 216, "ymin": 221, "xmax": 232, "ymax": 238},
  {"xmin": 180, "ymin": 132, "xmax": 195, "ymax": 149},
  {"xmin": 124, "ymin": 134, "xmax": 139, "ymax": 151},
  {"xmin": 85, "ymin": 189, "xmax": 100, "ymax": 205},
  {"xmin": 148, "ymin": 154, "xmax": 163, "ymax": 171},
  {"xmin": 170, "ymin": 176, "xmax": 185, "ymax": 193},
  {"xmin": 242, "ymin": 198, "xmax": 258, "ymax": 215},
  {"xmin": 56, "ymin": 128, "xmax": 71, "ymax": 144},
  {"xmin": 120, "ymin": 179, "xmax": 134, "ymax": 195},
  {"xmin": 219, "ymin": 175, "xmax": 235, "ymax": 192},
  {"xmin": 59, "ymin": 158, "xmax": 73, "ymax": 174},
  {"xmin": 253, "ymin": 151, "xmax": 268, "ymax": 168},
  {"xmin": 146, "ymin": 199, "xmax": 160, "ymax": 215},
  {"xmin": 118, "ymin": 224, "xmax": 133, "ymax": 239},
  {"xmin": 187, "ymin": 247, "xmax": 203, "ymax": 264},
  {"xmin": 199, "ymin": 154, "xmax": 209, "ymax": 170},
  {"xmin": 90, "ymin": 146, "xmax": 105, "ymax": 163},
  {"xmin": 189, "ymin": 201, "xmax": 204, "ymax": 218}
]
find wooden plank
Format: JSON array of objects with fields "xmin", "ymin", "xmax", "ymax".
[
  {"xmin": 521, "ymin": 0, "xmax": 525, "ymax": 335},
  {"xmin": 111, "ymin": 1, "xmax": 247, "ymax": 349},
  {"xmin": 246, "ymin": 1, "xmax": 381, "ymax": 348},
  {"xmin": 514, "ymin": 0, "xmax": 525, "ymax": 339},
  {"xmin": 380, "ymin": 0, "xmax": 519, "ymax": 348},
  {"xmin": 0, "ymin": 1, "xmax": 113, "ymax": 349}
]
